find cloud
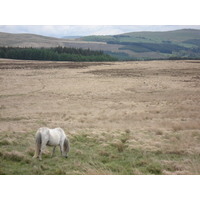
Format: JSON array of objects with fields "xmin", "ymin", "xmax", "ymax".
[{"xmin": 0, "ymin": 25, "xmax": 200, "ymax": 38}]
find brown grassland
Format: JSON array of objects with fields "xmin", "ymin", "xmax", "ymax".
[{"xmin": 0, "ymin": 59, "xmax": 200, "ymax": 175}]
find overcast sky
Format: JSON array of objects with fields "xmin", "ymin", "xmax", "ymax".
[
  {"xmin": 0, "ymin": 25, "xmax": 200, "ymax": 38},
  {"xmin": 1, "ymin": 0, "xmax": 199, "ymax": 38}
]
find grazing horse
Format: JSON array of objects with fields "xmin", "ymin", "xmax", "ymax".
[{"xmin": 33, "ymin": 127, "xmax": 70, "ymax": 161}]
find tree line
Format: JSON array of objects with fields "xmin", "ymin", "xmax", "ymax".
[{"xmin": 0, "ymin": 46, "xmax": 118, "ymax": 62}]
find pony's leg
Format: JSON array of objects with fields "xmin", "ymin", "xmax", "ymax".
[
  {"xmin": 51, "ymin": 146, "xmax": 56, "ymax": 157},
  {"xmin": 33, "ymin": 150, "xmax": 38, "ymax": 158},
  {"xmin": 39, "ymin": 143, "xmax": 46, "ymax": 161},
  {"xmin": 59, "ymin": 145, "xmax": 63, "ymax": 156},
  {"xmin": 33, "ymin": 152, "xmax": 38, "ymax": 158},
  {"xmin": 33, "ymin": 144, "xmax": 40, "ymax": 158}
]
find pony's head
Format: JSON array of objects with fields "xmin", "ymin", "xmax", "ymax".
[{"xmin": 63, "ymin": 138, "xmax": 70, "ymax": 158}]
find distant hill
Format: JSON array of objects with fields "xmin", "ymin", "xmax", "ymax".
[
  {"xmin": 0, "ymin": 32, "xmax": 66, "ymax": 47},
  {"xmin": 62, "ymin": 36, "xmax": 83, "ymax": 39},
  {"xmin": 80, "ymin": 29, "xmax": 200, "ymax": 60},
  {"xmin": 0, "ymin": 31, "xmax": 119, "ymax": 50},
  {"xmin": 1, "ymin": 29, "xmax": 200, "ymax": 60},
  {"xmin": 81, "ymin": 29, "xmax": 200, "ymax": 44},
  {"xmin": 0, "ymin": 32, "xmax": 107, "ymax": 48}
]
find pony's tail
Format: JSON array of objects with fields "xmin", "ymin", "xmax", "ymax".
[{"xmin": 33, "ymin": 132, "xmax": 42, "ymax": 158}]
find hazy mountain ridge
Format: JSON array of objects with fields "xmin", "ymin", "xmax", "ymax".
[
  {"xmin": 1, "ymin": 29, "xmax": 200, "ymax": 60},
  {"xmin": 81, "ymin": 29, "xmax": 200, "ymax": 44}
]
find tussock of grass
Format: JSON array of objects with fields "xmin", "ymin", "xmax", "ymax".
[
  {"xmin": 3, "ymin": 150, "xmax": 26, "ymax": 162},
  {"xmin": 0, "ymin": 139, "xmax": 12, "ymax": 145},
  {"xmin": 172, "ymin": 121, "xmax": 200, "ymax": 132},
  {"xmin": 53, "ymin": 168, "xmax": 67, "ymax": 175},
  {"xmin": 75, "ymin": 149, "xmax": 84, "ymax": 155},
  {"xmin": 111, "ymin": 139, "xmax": 124, "ymax": 152},
  {"xmin": 25, "ymin": 147, "xmax": 35, "ymax": 156},
  {"xmin": 32, "ymin": 165, "xmax": 42, "ymax": 175}
]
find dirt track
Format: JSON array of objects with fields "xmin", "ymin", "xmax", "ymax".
[{"xmin": 0, "ymin": 59, "xmax": 200, "ymax": 133}]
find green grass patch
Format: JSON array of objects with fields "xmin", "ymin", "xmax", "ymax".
[{"xmin": 1, "ymin": 130, "xmax": 200, "ymax": 175}]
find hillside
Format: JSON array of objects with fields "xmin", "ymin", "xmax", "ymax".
[
  {"xmin": 81, "ymin": 29, "xmax": 200, "ymax": 44},
  {"xmin": 0, "ymin": 32, "xmax": 113, "ymax": 49},
  {"xmin": 0, "ymin": 32, "xmax": 65, "ymax": 47},
  {"xmin": 0, "ymin": 31, "xmax": 122, "ymax": 55},
  {"xmin": 0, "ymin": 29, "xmax": 200, "ymax": 60},
  {"xmin": 80, "ymin": 29, "xmax": 200, "ymax": 60}
]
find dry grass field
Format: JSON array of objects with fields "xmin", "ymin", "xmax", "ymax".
[{"xmin": 0, "ymin": 59, "xmax": 200, "ymax": 174}]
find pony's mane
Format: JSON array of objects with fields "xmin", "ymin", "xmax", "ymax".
[{"xmin": 64, "ymin": 138, "xmax": 70, "ymax": 152}]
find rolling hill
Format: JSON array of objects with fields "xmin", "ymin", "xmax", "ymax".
[
  {"xmin": 80, "ymin": 29, "xmax": 200, "ymax": 60},
  {"xmin": 0, "ymin": 32, "xmax": 122, "ymax": 54},
  {"xmin": 1, "ymin": 29, "xmax": 200, "ymax": 60},
  {"xmin": 80, "ymin": 29, "xmax": 200, "ymax": 44}
]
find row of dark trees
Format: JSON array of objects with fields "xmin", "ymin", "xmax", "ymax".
[{"xmin": 0, "ymin": 46, "xmax": 118, "ymax": 61}]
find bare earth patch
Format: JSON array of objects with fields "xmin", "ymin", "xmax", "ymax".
[{"xmin": 0, "ymin": 59, "xmax": 200, "ymax": 174}]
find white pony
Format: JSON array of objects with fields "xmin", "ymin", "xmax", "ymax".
[{"xmin": 33, "ymin": 127, "xmax": 70, "ymax": 161}]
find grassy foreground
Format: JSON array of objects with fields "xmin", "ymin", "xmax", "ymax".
[{"xmin": 1, "ymin": 128, "xmax": 200, "ymax": 175}]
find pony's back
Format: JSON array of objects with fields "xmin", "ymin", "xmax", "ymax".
[{"xmin": 54, "ymin": 127, "xmax": 66, "ymax": 135}]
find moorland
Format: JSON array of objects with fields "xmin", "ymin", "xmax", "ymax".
[{"xmin": 0, "ymin": 59, "xmax": 200, "ymax": 174}]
